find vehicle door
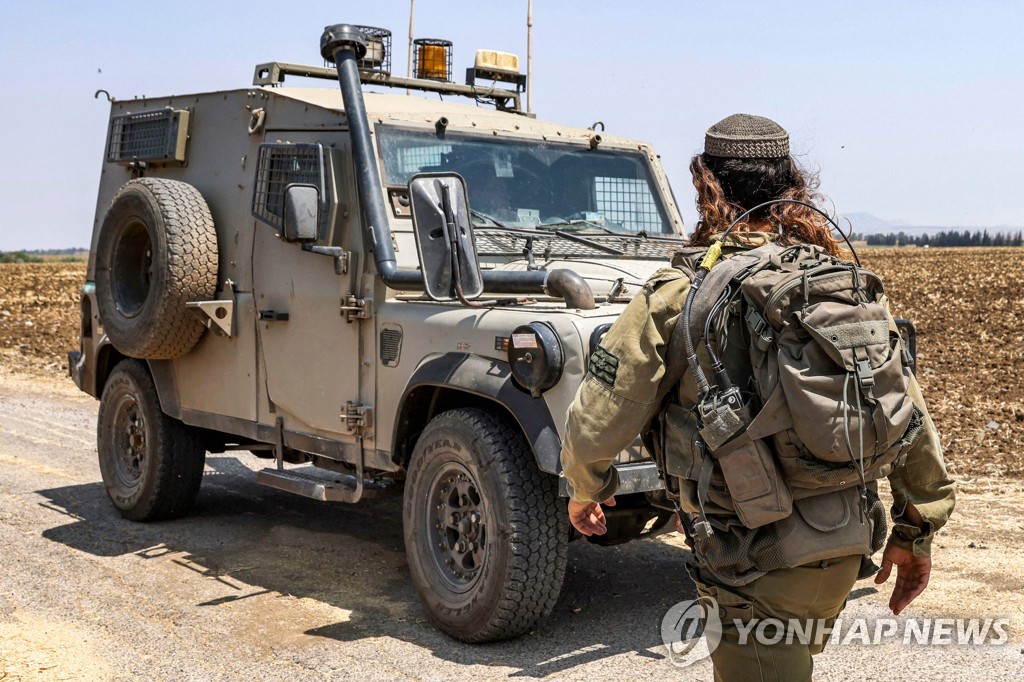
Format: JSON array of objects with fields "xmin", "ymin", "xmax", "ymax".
[{"xmin": 250, "ymin": 132, "xmax": 366, "ymax": 442}]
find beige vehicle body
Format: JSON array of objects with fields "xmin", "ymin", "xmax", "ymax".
[{"xmin": 71, "ymin": 23, "xmax": 685, "ymax": 642}]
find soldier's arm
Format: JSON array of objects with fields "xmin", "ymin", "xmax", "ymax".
[
  {"xmin": 885, "ymin": 374, "xmax": 957, "ymax": 557},
  {"xmin": 560, "ymin": 269, "xmax": 690, "ymax": 504}
]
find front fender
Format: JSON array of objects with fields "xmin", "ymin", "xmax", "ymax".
[{"xmin": 396, "ymin": 352, "xmax": 563, "ymax": 474}]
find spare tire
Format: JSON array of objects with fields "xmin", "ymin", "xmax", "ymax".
[{"xmin": 95, "ymin": 178, "xmax": 218, "ymax": 359}]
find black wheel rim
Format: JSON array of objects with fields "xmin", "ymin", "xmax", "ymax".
[
  {"xmin": 425, "ymin": 462, "xmax": 487, "ymax": 594},
  {"xmin": 111, "ymin": 218, "xmax": 153, "ymax": 318},
  {"xmin": 111, "ymin": 393, "xmax": 147, "ymax": 489}
]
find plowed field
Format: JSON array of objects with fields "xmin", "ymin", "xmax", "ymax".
[
  {"xmin": 0, "ymin": 262, "xmax": 83, "ymax": 374},
  {"xmin": 1, "ymin": 249, "xmax": 1021, "ymax": 478},
  {"xmin": 860, "ymin": 248, "xmax": 1024, "ymax": 478}
]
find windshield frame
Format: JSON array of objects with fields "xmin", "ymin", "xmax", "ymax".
[{"xmin": 374, "ymin": 123, "xmax": 677, "ymax": 236}]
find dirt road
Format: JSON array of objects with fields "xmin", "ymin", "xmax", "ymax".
[{"xmin": 1, "ymin": 372, "xmax": 1021, "ymax": 681}]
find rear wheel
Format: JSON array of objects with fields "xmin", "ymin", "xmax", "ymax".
[
  {"xmin": 403, "ymin": 408, "xmax": 568, "ymax": 642},
  {"xmin": 97, "ymin": 360, "xmax": 205, "ymax": 521}
]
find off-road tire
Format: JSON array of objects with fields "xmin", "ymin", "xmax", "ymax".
[
  {"xmin": 95, "ymin": 178, "xmax": 218, "ymax": 359},
  {"xmin": 97, "ymin": 359, "xmax": 205, "ymax": 521},
  {"xmin": 403, "ymin": 408, "xmax": 568, "ymax": 642}
]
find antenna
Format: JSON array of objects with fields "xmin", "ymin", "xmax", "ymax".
[
  {"xmin": 407, "ymin": 0, "xmax": 416, "ymax": 93},
  {"xmin": 527, "ymin": 0, "xmax": 533, "ymax": 114}
]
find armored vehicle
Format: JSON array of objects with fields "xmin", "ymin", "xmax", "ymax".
[{"xmin": 71, "ymin": 23, "xmax": 686, "ymax": 642}]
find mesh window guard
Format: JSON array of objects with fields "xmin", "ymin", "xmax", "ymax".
[
  {"xmin": 594, "ymin": 177, "xmax": 663, "ymax": 233},
  {"xmin": 107, "ymin": 108, "xmax": 190, "ymax": 164},
  {"xmin": 396, "ymin": 144, "xmax": 453, "ymax": 178},
  {"xmin": 251, "ymin": 143, "xmax": 327, "ymax": 230}
]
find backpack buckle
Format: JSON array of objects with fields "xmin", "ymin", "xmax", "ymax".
[
  {"xmin": 693, "ymin": 518, "xmax": 714, "ymax": 539},
  {"xmin": 745, "ymin": 308, "xmax": 774, "ymax": 351},
  {"xmin": 900, "ymin": 346, "xmax": 914, "ymax": 370},
  {"xmin": 745, "ymin": 307, "xmax": 766, "ymax": 334},
  {"xmin": 855, "ymin": 357, "xmax": 875, "ymax": 389},
  {"xmin": 893, "ymin": 451, "xmax": 909, "ymax": 470}
]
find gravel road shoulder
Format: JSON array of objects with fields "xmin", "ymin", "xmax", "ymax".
[{"xmin": 1, "ymin": 371, "xmax": 1021, "ymax": 681}]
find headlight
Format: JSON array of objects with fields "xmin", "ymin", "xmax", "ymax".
[{"xmin": 508, "ymin": 322, "xmax": 563, "ymax": 398}]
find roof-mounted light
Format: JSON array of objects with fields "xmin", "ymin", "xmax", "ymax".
[
  {"xmin": 466, "ymin": 50, "xmax": 527, "ymax": 91},
  {"xmin": 413, "ymin": 38, "xmax": 453, "ymax": 82},
  {"xmin": 351, "ymin": 25, "xmax": 392, "ymax": 74}
]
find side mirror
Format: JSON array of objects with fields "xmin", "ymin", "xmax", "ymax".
[
  {"xmin": 409, "ymin": 173, "xmax": 483, "ymax": 301},
  {"xmin": 282, "ymin": 184, "xmax": 321, "ymax": 242}
]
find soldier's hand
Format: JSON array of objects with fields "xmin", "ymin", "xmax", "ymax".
[
  {"xmin": 567, "ymin": 497, "xmax": 616, "ymax": 536},
  {"xmin": 874, "ymin": 541, "xmax": 932, "ymax": 615}
]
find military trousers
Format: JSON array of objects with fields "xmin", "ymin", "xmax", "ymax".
[{"xmin": 689, "ymin": 553, "xmax": 862, "ymax": 682}]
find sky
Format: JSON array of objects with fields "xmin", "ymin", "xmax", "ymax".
[{"xmin": 1, "ymin": 1, "xmax": 1022, "ymax": 250}]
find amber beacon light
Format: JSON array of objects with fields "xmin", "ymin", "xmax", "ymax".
[{"xmin": 413, "ymin": 39, "xmax": 453, "ymax": 81}]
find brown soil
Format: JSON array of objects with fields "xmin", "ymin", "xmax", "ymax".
[
  {"xmin": 0, "ymin": 263, "xmax": 85, "ymax": 376},
  {"xmin": 1, "ymin": 249, "xmax": 1021, "ymax": 479},
  {"xmin": 859, "ymin": 248, "xmax": 1024, "ymax": 478}
]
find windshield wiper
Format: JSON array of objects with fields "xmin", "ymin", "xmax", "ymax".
[
  {"xmin": 470, "ymin": 208, "xmax": 511, "ymax": 229},
  {"xmin": 538, "ymin": 219, "xmax": 617, "ymax": 233},
  {"xmin": 475, "ymin": 223, "xmax": 624, "ymax": 256},
  {"xmin": 550, "ymin": 229, "xmax": 624, "ymax": 255}
]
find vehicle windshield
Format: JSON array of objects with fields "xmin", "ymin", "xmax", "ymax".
[{"xmin": 378, "ymin": 126, "xmax": 673, "ymax": 235}]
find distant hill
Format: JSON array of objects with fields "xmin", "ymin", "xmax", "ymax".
[
  {"xmin": 841, "ymin": 212, "xmax": 1019, "ymax": 237},
  {"xmin": 840, "ymin": 213, "xmax": 908, "ymax": 235}
]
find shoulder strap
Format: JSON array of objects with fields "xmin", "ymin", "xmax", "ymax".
[
  {"xmin": 685, "ymin": 243, "xmax": 782, "ymax": 344},
  {"xmin": 670, "ymin": 247, "xmax": 708, "ymax": 278},
  {"xmin": 657, "ymin": 243, "xmax": 782, "ymax": 406}
]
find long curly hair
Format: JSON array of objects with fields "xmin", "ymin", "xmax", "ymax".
[{"xmin": 688, "ymin": 153, "xmax": 842, "ymax": 255}]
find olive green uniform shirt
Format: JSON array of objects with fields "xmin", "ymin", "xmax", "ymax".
[{"xmin": 560, "ymin": 235, "xmax": 955, "ymax": 558}]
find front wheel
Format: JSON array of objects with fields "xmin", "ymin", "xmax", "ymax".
[
  {"xmin": 403, "ymin": 408, "xmax": 568, "ymax": 642},
  {"xmin": 97, "ymin": 359, "xmax": 205, "ymax": 521}
]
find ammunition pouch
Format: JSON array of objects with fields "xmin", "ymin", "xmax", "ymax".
[
  {"xmin": 774, "ymin": 485, "xmax": 884, "ymax": 567},
  {"xmin": 661, "ymin": 402, "xmax": 793, "ymax": 529},
  {"xmin": 661, "ymin": 402, "xmax": 704, "ymax": 482}
]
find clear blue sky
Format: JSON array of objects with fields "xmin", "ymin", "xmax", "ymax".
[{"xmin": 1, "ymin": 1, "xmax": 1021, "ymax": 249}]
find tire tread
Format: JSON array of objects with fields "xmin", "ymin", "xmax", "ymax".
[
  {"xmin": 98, "ymin": 359, "xmax": 205, "ymax": 521},
  {"xmin": 96, "ymin": 178, "xmax": 218, "ymax": 359},
  {"xmin": 409, "ymin": 408, "xmax": 568, "ymax": 643}
]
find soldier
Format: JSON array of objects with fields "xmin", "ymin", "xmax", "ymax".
[{"xmin": 560, "ymin": 114, "xmax": 956, "ymax": 680}]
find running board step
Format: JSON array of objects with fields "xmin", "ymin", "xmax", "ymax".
[{"xmin": 256, "ymin": 467, "xmax": 387, "ymax": 503}]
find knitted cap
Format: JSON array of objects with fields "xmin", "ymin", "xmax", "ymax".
[{"xmin": 704, "ymin": 114, "xmax": 790, "ymax": 159}]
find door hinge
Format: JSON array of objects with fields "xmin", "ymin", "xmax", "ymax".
[
  {"xmin": 340, "ymin": 294, "xmax": 368, "ymax": 322},
  {"xmin": 343, "ymin": 401, "xmax": 372, "ymax": 432}
]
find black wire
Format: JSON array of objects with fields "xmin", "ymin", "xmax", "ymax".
[
  {"xmin": 681, "ymin": 271, "xmax": 711, "ymax": 397},
  {"xmin": 720, "ymin": 198, "xmax": 861, "ymax": 266},
  {"xmin": 704, "ymin": 287, "xmax": 730, "ymax": 357},
  {"xmin": 683, "ymin": 199, "xmax": 856, "ymax": 401},
  {"xmin": 704, "ymin": 287, "xmax": 734, "ymax": 391}
]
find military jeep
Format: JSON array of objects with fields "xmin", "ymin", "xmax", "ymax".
[{"xmin": 70, "ymin": 22, "xmax": 686, "ymax": 642}]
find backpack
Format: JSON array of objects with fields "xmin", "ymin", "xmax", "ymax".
[{"xmin": 657, "ymin": 241, "xmax": 918, "ymax": 531}]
